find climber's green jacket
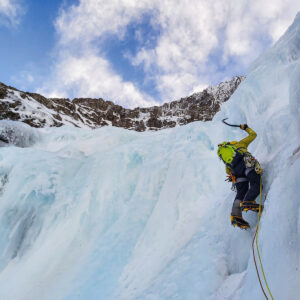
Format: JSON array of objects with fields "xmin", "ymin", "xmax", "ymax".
[{"xmin": 224, "ymin": 127, "xmax": 257, "ymax": 174}]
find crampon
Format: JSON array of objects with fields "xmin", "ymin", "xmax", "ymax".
[
  {"xmin": 230, "ymin": 215, "xmax": 250, "ymax": 230},
  {"xmin": 240, "ymin": 201, "xmax": 264, "ymax": 213}
]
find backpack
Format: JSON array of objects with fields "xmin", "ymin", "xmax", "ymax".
[
  {"xmin": 218, "ymin": 142, "xmax": 263, "ymax": 174},
  {"xmin": 217, "ymin": 142, "xmax": 244, "ymax": 166}
]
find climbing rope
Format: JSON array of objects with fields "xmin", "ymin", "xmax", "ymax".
[
  {"xmin": 252, "ymin": 178, "xmax": 268, "ymax": 299},
  {"xmin": 252, "ymin": 175, "xmax": 274, "ymax": 300}
]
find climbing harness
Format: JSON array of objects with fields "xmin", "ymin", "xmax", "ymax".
[{"xmin": 252, "ymin": 175, "xmax": 274, "ymax": 300}]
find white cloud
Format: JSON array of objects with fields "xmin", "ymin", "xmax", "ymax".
[
  {"xmin": 55, "ymin": 0, "xmax": 153, "ymax": 45},
  {"xmin": 131, "ymin": 0, "xmax": 300, "ymax": 100},
  {"xmin": 39, "ymin": 1, "xmax": 158, "ymax": 108},
  {"xmin": 0, "ymin": 0, "xmax": 23, "ymax": 26},
  {"xmin": 39, "ymin": 50, "xmax": 157, "ymax": 108},
  {"xmin": 41, "ymin": 0, "xmax": 300, "ymax": 107}
]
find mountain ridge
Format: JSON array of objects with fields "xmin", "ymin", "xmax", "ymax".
[{"xmin": 0, "ymin": 76, "xmax": 244, "ymax": 131}]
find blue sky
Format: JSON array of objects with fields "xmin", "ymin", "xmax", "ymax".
[
  {"xmin": 99, "ymin": 13, "xmax": 162, "ymax": 100},
  {"xmin": 0, "ymin": 0, "xmax": 76, "ymax": 90},
  {"xmin": 0, "ymin": 0, "xmax": 300, "ymax": 107},
  {"xmin": 0, "ymin": 0, "xmax": 162, "ymax": 102}
]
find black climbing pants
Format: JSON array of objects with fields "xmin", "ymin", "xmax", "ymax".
[
  {"xmin": 235, "ymin": 170, "xmax": 260, "ymax": 202},
  {"xmin": 231, "ymin": 170, "xmax": 261, "ymax": 216}
]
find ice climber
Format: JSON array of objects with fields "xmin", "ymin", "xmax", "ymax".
[{"xmin": 217, "ymin": 124, "xmax": 263, "ymax": 229}]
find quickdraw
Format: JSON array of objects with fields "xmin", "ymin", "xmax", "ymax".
[{"xmin": 244, "ymin": 152, "xmax": 263, "ymax": 174}]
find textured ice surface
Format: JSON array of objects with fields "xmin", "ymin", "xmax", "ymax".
[
  {"xmin": 0, "ymin": 120, "xmax": 41, "ymax": 147},
  {"xmin": 0, "ymin": 12, "xmax": 300, "ymax": 300}
]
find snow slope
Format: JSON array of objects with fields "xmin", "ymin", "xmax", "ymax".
[{"xmin": 0, "ymin": 12, "xmax": 299, "ymax": 300}]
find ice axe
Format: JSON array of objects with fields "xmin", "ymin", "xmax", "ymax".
[{"xmin": 222, "ymin": 118, "xmax": 240, "ymax": 128}]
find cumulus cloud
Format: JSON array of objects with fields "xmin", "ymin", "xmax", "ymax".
[
  {"xmin": 41, "ymin": 0, "xmax": 300, "ymax": 107},
  {"xmin": 39, "ymin": 50, "xmax": 156, "ymax": 108},
  {"xmin": 132, "ymin": 0, "xmax": 300, "ymax": 100},
  {"xmin": 0, "ymin": 0, "xmax": 23, "ymax": 26},
  {"xmin": 39, "ymin": 1, "xmax": 158, "ymax": 107}
]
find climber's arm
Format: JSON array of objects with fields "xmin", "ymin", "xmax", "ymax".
[{"xmin": 238, "ymin": 126, "xmax": 257, "ymax": 149}]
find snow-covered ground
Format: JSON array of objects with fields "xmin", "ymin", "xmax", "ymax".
[{"xmin": 0, "ymin": 12, "xmax": 299, "ymax": 300}]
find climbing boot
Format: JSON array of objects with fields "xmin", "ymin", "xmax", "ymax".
[
  {"xmin": 240, "ymin": 201, "xmax": 263, "ymax": 213},
  {"xmin": 230, "ymin": 215, "xmax": 250, "ymax": 230}
]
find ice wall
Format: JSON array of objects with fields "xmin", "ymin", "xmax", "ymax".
[{"xmin": 0, "ymin": 12, "xmax": 299, "ymax": 300}]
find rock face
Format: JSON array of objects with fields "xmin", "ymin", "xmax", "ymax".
[{"xmin": 0, "ymin": 76, "xmax": 244, "ymax": 131}]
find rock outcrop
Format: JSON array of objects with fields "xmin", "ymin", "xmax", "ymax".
[{"xmin": 0, "ymin": 76, "xmax": 244, "ymax": 131}]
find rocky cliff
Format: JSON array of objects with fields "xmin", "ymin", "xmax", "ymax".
[{"xmin": 0, "ymin": 76, "xmax": 244, "ymax": 131}]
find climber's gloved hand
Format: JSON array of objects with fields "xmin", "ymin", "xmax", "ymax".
[
  {"xmin": 240, "ymin": 124, "xmax": 248, "ymax": 130},
  {"xmin": 225, "ymin": 175, "xmax": 233, "ymax": 182}
]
